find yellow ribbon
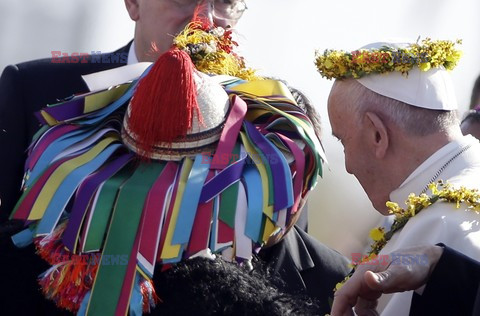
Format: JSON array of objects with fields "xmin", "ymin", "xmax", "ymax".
[
  {"xmin": 160, "ymin": 158, "xmax": 193, "ymax": 260},
  {"xmin": 28, "ymin": 135, "xmax": 119, "ymax": 220},
  {"xmin": 239, "ymin": 132, "xmax": 273, "ymax": 220}
]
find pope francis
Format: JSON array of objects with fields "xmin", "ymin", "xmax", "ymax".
[{"xmin": 317, "ymin": 39, "xmax": 480, "ymax": 315}]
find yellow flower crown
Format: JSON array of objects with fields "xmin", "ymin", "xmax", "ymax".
[{"xmin": 314, "ymin": 38, "xmax": 462, "ymax": 80}]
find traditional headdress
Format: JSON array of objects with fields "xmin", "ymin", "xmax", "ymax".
[
  {"xmin": 10, "ymin": 22, "xmax": 324, "ymax": 315},
  {"xmin": 315, "ymin": 38, "xmax": 462, "ymax": 110}
]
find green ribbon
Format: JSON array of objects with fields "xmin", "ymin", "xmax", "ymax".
[
  {"xmin": 86, "ymin": 162, "xmax": 164, "ymax": 315},
  {"xmin": 82, "ymin": 168, "xmax": 134, "ymax": 252},
  {"xmin": 218, "ymin": 143, "xmax": 240, "ymax": 228}
]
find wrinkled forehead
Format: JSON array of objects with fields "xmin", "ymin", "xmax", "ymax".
[
  {"xmin": 328, "ymin": 79, "xmax": 360, "ymax": 111},
  {"xmin": 328, "ymin": 80, "xmax": 364, "ymax": 132}
]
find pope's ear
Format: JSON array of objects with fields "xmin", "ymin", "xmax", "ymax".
[
  {"xmin": 124, "ymin": 0, "xmax": 140, "ymax": 21},
  {"xmin": 364, "ymin": 111, "xmax": 389, "ymax": 159}
]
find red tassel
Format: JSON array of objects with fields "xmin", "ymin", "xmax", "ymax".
[
  {"xmin": 192, "ymin": 0, "xmax": 213, "ymax": 29},
  {"xmin": 38, "ymin": 255, "xmax": 99, "ymax": 312},
  {"xmin": 141, "ymin": 278, "xmax": 161, "ymax": 313},
  {"xmin": 128, "ymin": 49, "xmax": 202, "ymax": 158},
  {"xmin": 35, "ymin": 221, "xmax": 69, "ymax": 265}
]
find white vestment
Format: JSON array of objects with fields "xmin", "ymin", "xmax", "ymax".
[{"xmin": 377, "ymin": 135, "xmax": 480, "ymax": 315}]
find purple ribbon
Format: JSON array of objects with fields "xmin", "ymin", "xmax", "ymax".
[
  {"xmin": 210, "ymin": 96, "xmax": 247, "ymax": 169},
  {"xmin": 62, "ymin": 153, "xmax": 133, "ymax": 251},
  {"xmin": 12, "ymin": 155, "xmax": 78, "ymax": 220},
  {"xmin": 199, "ymin": 158, "xmax": 246, "ymax": 203},
  {"xmin": 35, "ymin": 97, "xmax": 85, "ymax": 125},
  {"xmin": 244, "ymin": 121, "xmax": 288, "ymax": 211},
  {"xmin": 25, "ymin": 124, "xmax": 79, "ymax": 171}
]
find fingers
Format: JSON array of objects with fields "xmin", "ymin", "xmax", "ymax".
[
  {"xmin": 332, "ymin": 287, "xmax": 379, "ymax": 316},
  {"xmin": 331, "ymin": 264, "xmax": 383, "ymax": 316},
  {"xmin": 332, "ymin": 245, "xmax": 444, "ymax": 316},
  {"xmin": 364, "ymin": 270, "xmax": 390, "ymax": 291},
  {"xmin": 364, "ymin": 264, "xmax": 421, "ymax": 294},
  {"xmin": 354, "ymin": 298, "xmax": 379, "ymax": 316},
  {"xmin": 331, "ymin": 294, "xmax": 355, "ymax": 316}
]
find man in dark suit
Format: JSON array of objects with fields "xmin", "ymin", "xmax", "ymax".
[
  {"xmin": 1, "ymin": 1, "xmax": 217, "ymax": 313},
  {"xmin": 1, "ymin": 0, "xmax": 232, "ymax": 223},
  {"xmin": 0, "ymin": 46, "xmax": 130, "ymax": 223},
  {"xmin": 0, "ymin": 46, "xmax": 131, "ymax": 315},
  {"xmin": 260, "ymin": 226, "xmax": 350, "ymax": 315},
  {"xmin": 0, "ymin": 1, "xmax": 348, "ymax": 314},
  {"xmin": 410, "ymin": 245, "xmax": 480, "ymax": 316}
]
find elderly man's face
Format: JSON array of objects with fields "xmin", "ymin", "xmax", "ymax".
[
  {"xmin": 125, "ymin": 0, "xmax": 245, "ymax": 62},
  {"xmin": 328, "ymin": 82, "xmax": 391, "ymax": 214}
]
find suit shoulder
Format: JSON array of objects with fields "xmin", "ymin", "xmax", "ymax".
[
  {"xmin": 1, "ymin": 57, "xmax": 87, "ymax": 82},
  {"xmin": 14, "ymin": 56, "xmax": 94, "ymax": 75},
  {"xmin": 3, "ymin": 40, "xmax": 131, "ymax": 73},
  {"xmin": 7, "ymin": 42, "xmax": 131, "ymax": 79},
  {"xmin": 0, "ymin": 64, "xmax": 21, "ymax": 85}
]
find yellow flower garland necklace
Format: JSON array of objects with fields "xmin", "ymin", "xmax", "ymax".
[{"xmin": 335, "ymin": 180, "xmax": 480, "ymax": 291}]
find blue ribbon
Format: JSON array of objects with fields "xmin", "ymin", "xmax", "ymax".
[
  {"xmin": 244, "ymin": 121, "xmax": 293, "ymax": 211},
  {"xmin": 129, "ymin": 273, "xmax": 143, "ymax": 316},
  {"xmin": 242, "ymin": 165, "xmax": 263, "ymax": 243},
  {"xmin": 11, "ymin": 227, "xmax": 34, "ymax": 248},
  {"xmin": 26, "ymin": 127, "xmax": 98, "ymax": 186},
  {"xmin": 172, "ymin": 154, "xmax": 211, "ymax": 245},
  {"xmin": 77, "ymin": 291, "xmax": 91, "ymax": 316},
  {"xmin": 35, "ymin": 143, "xmax": 122, "ymax": 235}
]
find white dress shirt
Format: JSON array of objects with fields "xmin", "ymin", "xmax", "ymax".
[
  {"xmin": 127, "ymin": 40, "xmax": 138, "ymax": 65},
  {"xmin": 82, "ymin": 41, "xmax": 151, "ymax": 92}
]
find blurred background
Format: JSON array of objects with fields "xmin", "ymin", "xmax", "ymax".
[{"xmin": 1, "ymin": 0, "xmax": 479, "ymax": 257}]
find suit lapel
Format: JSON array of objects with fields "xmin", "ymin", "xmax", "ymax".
[{"xmin": 283, "ymin": 226, "xmax": 315, "ymax": 272}]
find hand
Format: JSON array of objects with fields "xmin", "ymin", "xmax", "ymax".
[{"xmin": 330, "ymin": 245, "xmax": 444, "ymax": 316}]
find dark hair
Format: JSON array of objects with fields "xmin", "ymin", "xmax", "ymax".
[
  {"xmin": 461, "ymin": 108, "xmax": 480, "ymax": 125},
  {"xmin": 470, "ymin": 74, "xmax": 480, "ymax": 109},
  {"xmin": 266, "ymin": 77, "xmax": 323, "ymax": 139},
  {"xmin": 152, "ymin": 257, "xmax": 320, "ymax": 315},
  {"xmin": 288, "ymin": 86, "xmax": 323, "ymax": 139}
]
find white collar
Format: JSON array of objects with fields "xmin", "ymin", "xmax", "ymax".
[
  {"xmin": 389, "ymin": 135, "xmax": 479, "ymax": 204},
  {"xmin": 82, "ymin": 41, "xmax": 151, "ymax": 92},
  {"xmin": 127, "ymin": 41, "xmax": 139, "ymax": 65}
]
